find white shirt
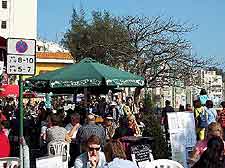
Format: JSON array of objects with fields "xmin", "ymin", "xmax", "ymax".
[
  {"xmin": 65, "ymin": 123, "xmax": 80, "ymax": 139},
  {"xmin": 104, "ymin": 158, "xmax": 138, "ymax": 168}
]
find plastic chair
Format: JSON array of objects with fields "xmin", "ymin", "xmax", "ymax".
[
  {"xmin": 147, "ymin": 159, "xmax": 184, "ymax": 168},
  {"xmin": 47, "ymin": 141, "xmax": 70, "ymax": 168},
  {"xmin": 0, "ymin": 157, "xmax": 20, "ymax": 168}
]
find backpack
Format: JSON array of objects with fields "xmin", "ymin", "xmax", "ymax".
[
  {"xmin": 198, "ymin": 108, "xmax": 208, "ymax": 128},
  {"xmin": 198, "ymin": 95, "xmax": 209, "ymax": 106}
]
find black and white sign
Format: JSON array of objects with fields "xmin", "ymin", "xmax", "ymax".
[
  {"xmin": 7, "ymin": 38, "xmax": 36, "ymax": 75},
  {"xmin": 131, "ymin": 144, "xmax": 154, "ymax": 168},
  {"xmin": 7, "ymin": 55, "xmax": 35, "ymax": 74}
]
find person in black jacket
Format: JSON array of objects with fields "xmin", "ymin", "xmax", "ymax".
[{"xmin": 161, "ymin": 100, "xmax": 175, "ymax": 141}]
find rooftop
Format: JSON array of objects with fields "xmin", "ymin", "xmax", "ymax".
[{"xmin": 36, "ymin": 52, "xmax": 73, "ymax": 60}]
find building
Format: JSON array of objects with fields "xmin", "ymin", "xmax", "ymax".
[
  {"xmin": 35, "ymin": 40, "xmax": 73, "ymax": 75},
  {"xmin": 36, "ymin": 40, "xmax": 69, "ymax": 53},
  {"xmin": 0, "ymin": 0, "xmax": 37, "ymax": 39},
  {"xmin": 36, "ymin": 52, "xmax": 74, "ymax": 75},
  {"xmin": 196, "ymin": 70, "xmax": 223, "ymax": 107}
]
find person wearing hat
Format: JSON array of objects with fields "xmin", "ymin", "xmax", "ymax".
[
  {"xmin": 108, "ymin": 101, "xmax": 120, "ymax": 124},
  {"xmin": 103, "ymin": 115, "xmax": 116, "ymax": 141}
]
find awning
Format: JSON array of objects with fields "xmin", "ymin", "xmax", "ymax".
[{"xmin": 0, "ymin": 84, "xmax": 19, "ymax": 97}]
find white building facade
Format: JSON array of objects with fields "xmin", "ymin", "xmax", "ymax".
[
  {"xmin": 200, "ymin": 70, "xmax": 223, "ymax": 107},
  {"xmin": 0, "ymin": 0, "xmax": 37, "ymax": 39}
]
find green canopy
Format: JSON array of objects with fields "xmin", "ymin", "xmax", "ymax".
[{"xmin": 28, "ymin": 58, "xmax": 145, "ymax": 88}]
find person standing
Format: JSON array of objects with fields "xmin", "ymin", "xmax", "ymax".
[
  {"xmin": 198, "ymin": 89, "xmax": 209, "ymax": 106},
  {"xmin": 194, "ymin": 100, "xmax": 205, "ymax": 140},
  {"xmin": 103, "ymin": 115, "xmax": 116, "ymax": 141},
  {"xmin": 218, "ymin": 101, "xmax": 225, "ymax": 137},
  {"xmin": 161, "ymin": 100, "xmax": 174, "ymax": 141},
  {"xmin": 204, "ymin": 100, "xmax": 217, "ymax": 126}
]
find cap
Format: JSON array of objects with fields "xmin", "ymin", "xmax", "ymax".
[
  {"xmin": 106, "ymin": 115, "xmax": 113, "ymax": 120},
  {"xmin": 110, "ymin": 101, "xmax": 117, "ymax": 106}
]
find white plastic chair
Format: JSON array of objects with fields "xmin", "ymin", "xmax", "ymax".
[
  {"xmin": 0, "ymin": 157, "xmax": 20, "ymax": 168},
  {"xmin": 47, "ymin": 141, "xmax": 70, "ymax": 168},
  {"xmin": 146, "ymin": 159, "xmax": 184, "ymax": 168}
]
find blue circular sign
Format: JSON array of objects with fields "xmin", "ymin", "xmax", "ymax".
[{"xmin": 16, "ymin": 40, "xmax": 28, "ymax": 53}]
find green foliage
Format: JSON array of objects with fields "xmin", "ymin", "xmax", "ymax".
[
  {"xmin": 142, "ymin": 92, "xmax": 169, "ymax": 159},
  {"xmin": 62, "ymin": 9, "xmax": 132, "ymax": 68},
  {"xmin": 62, "ymin": 8, "xmax": 212, "ymax": 87},
  {"xmin": 142, "ymin": 111, "xmax": 169, "ymax": 159}
]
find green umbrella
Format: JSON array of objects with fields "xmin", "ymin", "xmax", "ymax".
[{"xmin": 28, "ymin": 58, "xmax": 145, "ymax": 88}]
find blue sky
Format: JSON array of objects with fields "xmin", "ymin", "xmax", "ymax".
[{"xmin": 38, "ymin": 0, "xmax": 225, "ymax": 60}]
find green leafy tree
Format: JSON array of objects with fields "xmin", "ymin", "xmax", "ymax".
[
  {"xmin": 62, "ymin": 9, "xmax": 213, "ymax": 88},
  {"xmin": 62, "ymin": 9, "xmax": 133, "ymax": 68}
]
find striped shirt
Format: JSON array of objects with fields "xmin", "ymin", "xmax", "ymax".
[{"xmin": 76, "ymin": 123, "xmax": 106, "ymax": 145}]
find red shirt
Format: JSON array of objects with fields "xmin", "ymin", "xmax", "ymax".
[
  {"xmin": 0, "ymin": 113, "xmax": 6, "ymax": 121},
  {"xmin": 0, "ymin": 131, "xmax": 10, "ymax": 158}
]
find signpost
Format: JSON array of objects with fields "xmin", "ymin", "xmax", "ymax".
[{"xmin": 7, "ymin": 38, "xmax": 36, "ymax": 168}]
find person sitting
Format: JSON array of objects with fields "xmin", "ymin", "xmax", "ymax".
[
  {"xmin": 76, "ymin": 113, "xmax": 106, "ymax": 152},
  {"xmin": 127, "ymin": 115, "xmax": 141, "ymax": 137},
  {"xmin": 192, "ymin": 136, "xmax": 225, "ymax": 168},
  {"xmin": 104, "ymin": 140, "xmax": 138, "ymax": 168},
  {"xmin": 113, "ymin": 117, "xmax": 134, "ymax": 140},
  {"xmin": 74, "ymin": 135, "xmax": 106, "ymax": 168},
  {"xmin": 65, "ymin": 113, "xmax": 81, "ymax": 167},
  {"xmin": 46, "ymin": 114, "xmax": 69, "ymax": 143},
  {"xmin": 189, "ymin": 122, "xmax": 225, "ymax": 166}
]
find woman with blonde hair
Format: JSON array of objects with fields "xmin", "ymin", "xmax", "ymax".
[
  {"xmin": 189, "ymin": 122, "xmax": 224, "ymax": 166},
  {"xmin": 127, "ymin": 115, "xmax": 141, "ymax": 136},
  {"xmin": 104, "ymin": 140, "xmax": 138, "ymax": 168}
]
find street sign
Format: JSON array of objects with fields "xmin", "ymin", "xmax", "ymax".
[
  {"xmin": 7, "ymin": 55, "xmax": 35, "ymax": 74},
  {"xmin": 7, "ymin": 38, "xmax": 36, "ymax": 75}
]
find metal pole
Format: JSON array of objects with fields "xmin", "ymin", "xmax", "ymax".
[{"xmin": 19, "ymin": 75, "xmax": 24, "ymax": 168}]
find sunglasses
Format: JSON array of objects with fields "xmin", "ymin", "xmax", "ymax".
[{"xmin": 88, "ymin": 147, "xmax": 101, "ymax": 151}]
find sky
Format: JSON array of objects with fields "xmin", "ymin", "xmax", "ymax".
[{"xmin": 38, "ymin": 0, "xmax": 225, "ymax": 61}]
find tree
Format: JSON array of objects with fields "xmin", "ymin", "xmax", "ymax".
[
  {"xmin": 62, "ymin": 9, "xmax": 214, "ymax": 88},
  {"xmin": 62, "ymin": 9, "xmax": 133, "ymax": 67}
]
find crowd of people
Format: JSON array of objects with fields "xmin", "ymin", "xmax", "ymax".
[
  {"xmin": 0, "ymin": 95, "xmax": 146, "ymax": 168},
  {"xmin": 161, "ymin": 89, "xmax": 225, "ymax": 168},
  {"xmin": 2, "ymin": 88, "xmax": 225, "ymax": 167}
]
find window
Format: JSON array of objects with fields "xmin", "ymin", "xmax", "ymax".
[
  {"xmin": 2, "ymin": 1, "xmax": 7, "ymax": 9},
  {"xmin": 1, "ymin": 21, "xmax": 6, "ymax": 29}
]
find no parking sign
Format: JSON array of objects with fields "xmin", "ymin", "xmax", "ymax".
[{"xmin": 7, "ymin": 38, "xmax": 36, "ymax": 75}]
